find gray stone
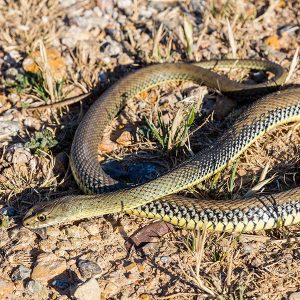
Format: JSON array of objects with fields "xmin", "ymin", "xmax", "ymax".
[
  {"xmin": 5, "ymin": 143, "xmax": 32, "ymax": 165},
  {"xmin": 0, "ymin": 121, "xmax": 20, "ymax": 142},
  {"xmin": 5, "ymin": 67, "xmax": 19, "ymax": 83},
  {"xmin": 11, "ymin": 265, "xmax": 31, "ymax": 281},
  {"xmin": 117, "ymin": 0, "xmax": 132, "ymax": 9},
  {"xmin": 72, "ymin": 278, "xmax": 101, "ymax": 300},
  {"xmin": 160, "ymin": 256, "xmax": 171, "ymax": 264},
  {"xmin": 77, "ymin": 260, "xmax": 102, "ymax": 279},
  {"xmin": 26, "ymin": 280, "xmax": 43, "ymax": 293},
  {"xmin": 7, "ymin": 93, "xmax": 21, "ymax": 105},
  {"xmin": 0, "ymin": 207, "xmax": 16, "ymax": 216}
]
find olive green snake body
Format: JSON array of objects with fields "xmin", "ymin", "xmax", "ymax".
[{"xmin": 23, "ymin": 59, "xmax": 300, "ymax": 232}]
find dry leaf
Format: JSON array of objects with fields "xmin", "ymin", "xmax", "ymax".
[
  {"xmin": 23, "ymin": 48, "xmax": 66, "ymax": 80},
  {"xmin": 265, "ymin": 35, "xmax": 280, "ymax": 49}
]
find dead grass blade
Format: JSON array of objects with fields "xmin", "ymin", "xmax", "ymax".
[
  {"xmin": 285, "ymin": 47, "xmax": 299, "ymax": 84},
  {"xmin": 189, "ymin": 226, "xmax": 215, "ymax": 296},
  {"xmin": 226, "ymin": 18, "xmax": 237, "ymax": 58},
  {"xmin": 152, "ymin": 23, "xmax": 164, "ymax": 61},
  {"xmin": 183, "ymin": 15, "xmax": 193, "ymax": 58},
  {"xmin": 38, "ymin": 40, "xmax": 56, "ymax": 103}
]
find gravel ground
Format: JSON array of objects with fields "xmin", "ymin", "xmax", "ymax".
[{"xmin": 0, "ymin": 0, "xmax": 300, "ymax": 299}]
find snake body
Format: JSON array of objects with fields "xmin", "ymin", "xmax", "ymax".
[{"xmin": 23, "ymin": 60, "xmax": 300, "ymax": 232}]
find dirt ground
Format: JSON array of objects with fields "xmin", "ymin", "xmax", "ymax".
[{"xmin": 0, "ymin": 0, "xmax": 300, "ymax": 299}]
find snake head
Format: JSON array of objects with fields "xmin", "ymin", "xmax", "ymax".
[{"xmin": 23, "ymin": 199, "xmax": 73, "ymax": 229}]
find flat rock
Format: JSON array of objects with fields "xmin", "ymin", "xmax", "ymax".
[
  {"xmin": 72, "ymin": 278, "xmax": 101, "ymax": 300},
  {"xmin": 31, "ymin": 253, "xmax": 67, "ymax": 284}
]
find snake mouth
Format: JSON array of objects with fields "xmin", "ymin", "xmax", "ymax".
[{"xmin": 22, "ymin": 208, "xmax": 42, "ymax": 229}]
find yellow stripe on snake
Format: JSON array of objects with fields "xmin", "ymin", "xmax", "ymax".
[{"xmin": 23, "ymin": 60, "xmax": 300, "ymax": 232}]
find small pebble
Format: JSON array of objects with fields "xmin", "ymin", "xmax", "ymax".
[
  {"xmin": 7, "ymin": 93, "xmax": 21, "ymax": 105},
  {"xmin": 5, "ymin": 144, "xmax": 31, "ymax": 165},
  {"xmin": 115, "ymin": 130, "xmax": 134, "ymax": 146},
  {"xmin": 11, "ymin": 265, "xmax": 31, "ymax": 281},
  {"xmin": 82, "ymin": 222, "xmax": 99, "ymax": 236},
  {"xmin": 46, "ymin": 226, "xmax": 61, "ymax": 238},
  {"xmin": 4, "ymin": 50, "xmax": 21, "ymax": 66},
  {"xmin": 23, "ymin": 117, "xmax": 41, "ymax": 130},
  {"xmin": 39, "ymin": 239, "xmax": 57, "ymax": 252},
  {"xmin": 4, "ymin": 67, "xmax": 19, "ymax": 82},
  {"xmin": 77, "ymin": 260, "xmax": 102, "ymax": 279},
  {"xmin": 0, "ymin": 121, "xmax": 20, "ymax": 142},
  {"xmin": 64, "ymin": 225, "xmax": 89, "ymax": 238},
  {"xmin": 160, "ymin": 256, "xmax": 171, "ymax": 264},
  {"xmin": 56, "ymin": 240, "xmax": 73, "ymax": 251},
  {"xmin": 142, "ymin": 240, "xmax": 160, "ymax": 256},
  {"xmin": 118, "ymin": 53, "xmax": 134, "ymax": 65},
  {"xmin": 26, "ymin": 280, "xmax": 43, "ymax": 293},
  {"xmin": 69, "ymin": 238, "xmax": 83, "ymax": 248},
  {"xmin": 28, "ymin": 157, "xmax": 38, "ymax": 171},
  {"xmin": 103, "ymin": 40, "xmax": 122, "ymax": 56},
  {"xmin": 72, "ymin": 278, "xmax": 101, "ymax": 300},
  {"xmin": 117, "ymin": 0, "xmax": 132, "ymax": 9},
  {"xmin": 0, "ymin": 207, "xmax": 16, "ymax": 217}
]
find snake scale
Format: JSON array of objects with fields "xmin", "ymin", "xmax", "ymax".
[{"xmin": 23, "ymin": 59, "xmax": 300, "ymax": 232}]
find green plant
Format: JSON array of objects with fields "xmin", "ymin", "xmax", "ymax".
[
  {"xmin": 5, "ymin": 72, "xmax": 64, "ymax": 103},
  {"xmin": 145, "ymin": 105, "xmax": 195, "ymax": 151},
  {"xmin": 229, "ymin": 159, "xmax": 238, "ymax": 193},
  {"xmin": 0, "ymin": 215, "xmax": 10, "ymax": 229},
  {"xmin": 25, "ymin": 129, "xmax": 58, "ymax": 155}
]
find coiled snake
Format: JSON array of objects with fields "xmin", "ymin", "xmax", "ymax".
[{"xmin": 23, "ymin": 60, "xmax": 300, "ymax": 232}]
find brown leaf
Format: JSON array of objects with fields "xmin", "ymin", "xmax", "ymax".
[
  {"xmin": 125, "ymin": 221, "xmax": 174, "ymax": 251},
  {"xmin": 115, "ymin": 130, "xmax": 134, "ymax": 146}
]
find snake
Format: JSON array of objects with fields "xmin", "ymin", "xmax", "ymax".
[{"xmin": 22, "ymin": 59, "xmax": 300, "ymax": 232}]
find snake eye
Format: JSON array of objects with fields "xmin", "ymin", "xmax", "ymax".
[{"xmin": 37, "ymin": 214, "xmax": 46, "ymax": 222}]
